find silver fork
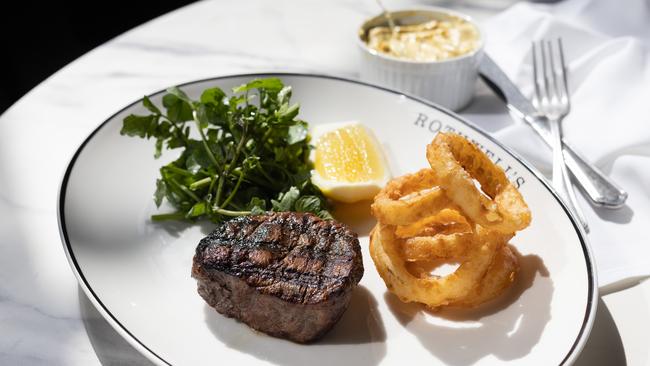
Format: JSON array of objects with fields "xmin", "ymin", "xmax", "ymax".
[{"xmin": 532, "ymin": 39, "xmax": 589, "ymax": 232}]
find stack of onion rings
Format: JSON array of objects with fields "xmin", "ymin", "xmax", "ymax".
[{"xmin": 370, "ymin": 133, "xmax": 531, "ymax": 308}]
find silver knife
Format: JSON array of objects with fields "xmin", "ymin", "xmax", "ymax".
[{"xmin": 479, "ymin": 54, "xmax": 628, "ymax": 208}]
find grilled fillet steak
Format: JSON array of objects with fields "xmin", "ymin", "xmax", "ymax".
[{"xmin": 191, "ymin": 212, "xmax": 364, "ymax": 343}]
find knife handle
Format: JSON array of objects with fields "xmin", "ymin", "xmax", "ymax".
[
  {"xmin": 563, "ymin": 141, "xmax": 628, "ymax": 208},
  {"xmin": 527, "ymin": 116, "xmax": 628, "ymax": 208},
  {"xmin": 479, "ymin": 55, "xmax": 627, "ymax": 208}
]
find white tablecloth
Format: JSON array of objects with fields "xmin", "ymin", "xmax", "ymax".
[
  {"xmin": 0, "ymin": 0, "xmax": 648, "ymax": 364},
  {"xmin": 482, "ymin": 0, "xmax": 650, "ymax": 290}
]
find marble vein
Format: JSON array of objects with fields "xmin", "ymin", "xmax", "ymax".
[
  {"xmin": 0, "ymin": 1, "xmax": 508, "ymax": 364},
  {"xmin": 2, "ymin": 0, "xmax": 648, "ymax": 365}
]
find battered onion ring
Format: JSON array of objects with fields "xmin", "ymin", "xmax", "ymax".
[
  {"xmin": 402, "ymin": 230, "xmax": 513, "ymax": 262},
  {"xmin": 426, "ymin": 133, "xmax": 531, "ymax": 233},
  {"xmin": 370, "ymin": 223, "xmax": 504, "ymax": 307},
  {"xmin": 370, "ymin": 133, "xmax": 531, "ymax": 309},
  {"xmin": 449, "ymin": 245, "xmax": 519, "ymax": 307},
  {"xmin": 394, "ymin": 208, "xmax": 470, "ymax": 238},
  {"xmin": 402, "ymin": 233, "xmax": 474, "ymax": 261},
  {"xmin": 371, "ymin": 169, "xmax": 454, "ymax": 226}
]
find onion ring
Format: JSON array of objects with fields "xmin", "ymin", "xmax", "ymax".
[
  {"xmin": 402, "ymin": 234, "xmax": 474, "ymax": 261},
  {"xmin": 394, "ymin": 208, "xmax": 470, "ymax": 238},
  {"xmin": 426, "ymin": 133, "xmax": 531, "ymax": 233},
  {"xmin": 449, "ymin": 245, "xmax": 519, "ymax": 307},
  {"xmin": 370, "ymin": 223, "xmax": 504, "ymax": 307},
  {"xmin": 402, "ymin": 229, "xmax": 513, "ymax": 263},
  {"xmin": 370, "ymin": 133, "xmax": 531, "ymax": 309},
  {"xmin": 371, "ymin": 169, "xmax": 454, "ymax": 226}
]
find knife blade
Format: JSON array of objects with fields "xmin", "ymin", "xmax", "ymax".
[{"xmin": 478, "ymin": 54, "xmax": 628, "ymax": 208}]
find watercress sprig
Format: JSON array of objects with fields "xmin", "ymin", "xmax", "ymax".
[{"xmin": 120, "ymin": 78, "xmax": 331, "ymax": 223}]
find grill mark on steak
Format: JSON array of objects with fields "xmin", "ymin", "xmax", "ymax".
[
  {"xmin": 195, "ymin": 212, "xmax": 362, "ymax": 305},
  {"xmin": 192, "ymin": 212, "xmax": 364, "ymax": 343}
]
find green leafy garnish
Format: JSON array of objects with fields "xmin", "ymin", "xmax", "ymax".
[{"xmin": 120, "ymin": 77, "xmax": 330, "ymax": 223}]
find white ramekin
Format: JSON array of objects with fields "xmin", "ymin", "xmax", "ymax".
[{"xmin": 357, "ymin": 8, "xmax": 484, "ymax": 111}]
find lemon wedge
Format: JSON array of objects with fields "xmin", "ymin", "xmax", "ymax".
[{"xmin": 310, "ymin": 121, "xmax": 390, "ymax": 203}]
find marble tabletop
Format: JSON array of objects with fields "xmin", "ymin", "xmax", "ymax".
[{"xmin": 1, "ymin": 0, "xmax": 648, "ymax": 364}]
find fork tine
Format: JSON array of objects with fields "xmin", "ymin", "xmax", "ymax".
[
  {"xmin": 541, "ymin": 40, "xmax": 553, "ymax": 105},
  {"xmin": 547, "ymin": 40, "xmax": 561, "ymax": 103},
  {"xmin": 532, "ymin": 38, "xmax": 588, "ymax": 230},
  {"xmin": 532, "ymin": 42, "xmax": 542, "ymax": 106},
  {"xmin": 557, "ymin": 38, "xmax": 571, "ymax": 108}
]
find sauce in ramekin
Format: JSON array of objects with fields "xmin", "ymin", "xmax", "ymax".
[{"xmin": 367, "ymin": 17, "xmax": 479, "ymax": 61}]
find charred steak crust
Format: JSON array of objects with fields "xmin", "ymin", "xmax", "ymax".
[{"xmin": 191, "ymin": 212, "xmax": 364, "ymax": 343}]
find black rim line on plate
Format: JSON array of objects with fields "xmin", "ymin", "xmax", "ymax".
[{"xmin": 57, "ymin": 72, "xmax": 595, "ymax": 366}]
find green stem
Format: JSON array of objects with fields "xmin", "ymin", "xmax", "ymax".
[
  {"xmin": 214, "ymin": 117, "xmax": 249, "ymax": 207},
  {"xmin": 211, "ymin": 207, "xmax": 251, "ymax": 217},
  {"xmin": 261, "ymin": 128, "xmax": 272, "ymax": 146},
  {"xmin": 228, "ymin": 124, "xmax": 248, "ymax": 175},
  {"xmin": 189, "ymin": 177, "xmax": 211, "ymax": 191},
  {"xmin": 213, "ymin": 160, "xmax": 228, "ymax": 208},
  {"xmin": 208, "ymin": 172, "xmax": 218, "ymax": 195},
  {"xmin": 169, "ymin": 178, "xmax": 201, "ymax": 202},
  {"xmin": 219, "ymin": 170, "xmax": 245, "ymax": 209},
  {"xmin": 163, "ymin": 164, "xmax": 193, "ymax": 176},
  {"xmin": 192, "ymin": 111, "xmax": 222, "ymax": 170},
  {"xmin": 151, "ymin": 212, "xmax": 187, "ymax": 221}
]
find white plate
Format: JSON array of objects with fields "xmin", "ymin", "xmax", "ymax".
[{"xmin": 58, "ymin": 73, "xmax": 596, "ymax": 366}]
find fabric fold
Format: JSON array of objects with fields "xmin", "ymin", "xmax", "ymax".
[{"xmin": 479, "ymin": 0, "xmax": 650, "ymax": 289}]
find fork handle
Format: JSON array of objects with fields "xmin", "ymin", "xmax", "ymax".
[{"xmin": 549, "ymin": 119, "xmax": 590, "ymax": 232}]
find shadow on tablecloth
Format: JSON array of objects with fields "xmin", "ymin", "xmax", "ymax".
[{"xmin": 573, "ymin": 298, "xmax": 626, "ymax": 366}]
